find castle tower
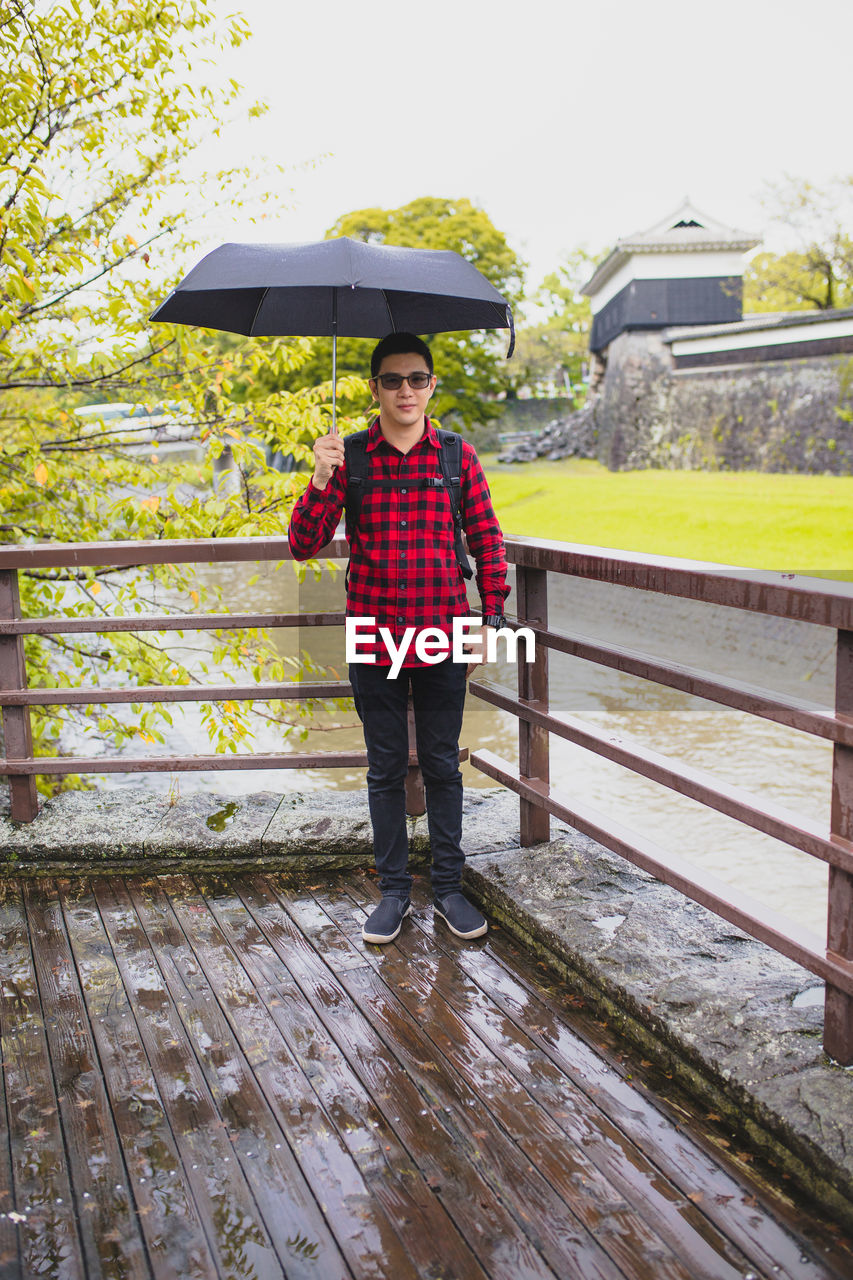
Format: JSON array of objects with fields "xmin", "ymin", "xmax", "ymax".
[{"xmin": 581, "ymin": 199, "xmax": 760, "ymax": 355}]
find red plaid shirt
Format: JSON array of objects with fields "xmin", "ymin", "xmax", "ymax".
[{"xmin": 287, "ymin": 418, "xmax": 509, "ymax": 666}]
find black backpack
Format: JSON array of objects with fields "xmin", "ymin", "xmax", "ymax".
[{"xmin": 343, "ymin": 428, "xmax": 474, "ymax": 581}]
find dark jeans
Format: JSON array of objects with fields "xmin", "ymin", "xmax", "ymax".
[{"xmin": 349, "ymin": 657, "xmax": 468, "ymax": 900}]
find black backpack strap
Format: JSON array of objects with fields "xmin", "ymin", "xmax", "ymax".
[
  {"xmin": 343, "ymin": 430, "xmax": 370, "ymax": 539},
  {"xmin": 343, "ymin": 430, "xmax": 370, "ymax": 591},
  {"xmin": 436, "ymin": 431, "xmax": 474, "ymax": 581}
]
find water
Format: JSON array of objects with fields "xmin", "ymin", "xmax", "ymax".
[{"xmin": 84, "ymin": 556, "xmax": 836, "ymax": 937}]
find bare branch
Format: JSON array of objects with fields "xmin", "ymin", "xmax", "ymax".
[{"xmin": 0, "ymin": 338, "xmax": 177, "ymax": 391}]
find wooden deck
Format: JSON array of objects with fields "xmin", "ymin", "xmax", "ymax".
[{"xmin": 1, "ymin": 870, "xmax": 851, "ymax": 1280}]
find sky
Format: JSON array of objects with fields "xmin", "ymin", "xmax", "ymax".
[{"xmin": 197, "ymin": 0, "xmax": 852, "ymax": 306}]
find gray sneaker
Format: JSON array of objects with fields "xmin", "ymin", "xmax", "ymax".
[
  {"xmin": 362, "ymin": 896, "xmax": 411, "ymax": 944},
  {"xmin": 434, "ymin": 892, "xmax": 488, "ymax": 940}
]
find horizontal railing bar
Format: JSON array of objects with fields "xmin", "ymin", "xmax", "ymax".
[
  {"xmin": 520, "ymin": 622, "xmax": 853, "ymax": 746},
  {"xmin": 471, "ymin": 747, "xmax": 853, "ymax": 998},
  {"xmin": 0, "ymin": 535, "xmax": 350, "ymax": 571},
  {"xmin": 0, "ymin": 746, "xmax": 465, "ymax": 775},
  {"xmin": 0, "ymin": 611, "xmax": 347, "ymax": 636},
  {"xmin": 0, "ymin": 752, "xmax": 370, "ymax": 774},
  {"xmin": 469, "ymin": 681, "xmax": 853, "ymax": 875},
  {"xmin": 5, "ymin": 532, "xmax": 852, "ymax": 628},
  {"xmin": 0, "ymin": 681, "xmax": 353, "ymax": 707},
  {"xmin": 505, "ymin": 536, "xmax": 853, "ymax": 630}
]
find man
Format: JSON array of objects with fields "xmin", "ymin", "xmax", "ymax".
[{"xmin": 288, "ymin": 332, "xmax": 509, "ymax": 945}]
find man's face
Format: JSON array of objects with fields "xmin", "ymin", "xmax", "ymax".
[{"xmin": 369, "ymin": 352, "xmax": 437, "ymax": 433}]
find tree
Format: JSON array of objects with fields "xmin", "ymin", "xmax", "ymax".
[
  {"xmin": 509, "ymin": 248, "xmax": 599, "ymax": 401},
  {"xmin": 743, "ymin": 175, "xmax": 853, "ymax": 312},
  {"xmin": 0, "ymin": 0, "xmax": 355, "ymax": 791},
  {"xmin": 256, "ymin": 197, "xmax": 526, "ymax": 430}
]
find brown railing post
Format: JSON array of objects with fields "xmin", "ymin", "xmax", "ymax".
[
  {"xmin": 405, "ymin": 693, "xmax": 425, "ymax": 816},
  {"xmin": 826, "ymin": 628, "xmax": 853, "ymax": 1064},
  {"xmin": 0, "ymin": 569, "xmax": 38, "ymax": 822},
  {"xmin": 517, "ymin": 565, "xmax": 550, "ymax": 845}
]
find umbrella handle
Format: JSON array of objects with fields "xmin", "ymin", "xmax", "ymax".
[{"xmin": 506, "ymin": 305, "xmax": 516, "ymax": 360}]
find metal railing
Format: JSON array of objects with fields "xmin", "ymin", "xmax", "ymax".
[
  {"xmin": 0, "ymin": 533, "xmax": 852, "ymax": 1063},
  {"xmin": 0, "ymin": 535, "xmax": 437, "ymax": 819},
  {"xmin": 468, "ymin": 536, "xmax": 853, "ymax": 1066}
]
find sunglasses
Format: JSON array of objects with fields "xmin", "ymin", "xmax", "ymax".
[{"xmin": 374, "ymin": 371, "xmax": 433, "ymax": 390}]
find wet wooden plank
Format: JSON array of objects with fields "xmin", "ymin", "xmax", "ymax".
[
  {"xmin": 241, "ymin": 872, "xmax": 561, "ymax": 1280},
  {"xmin": 5, "ymin": 867, "xmax": 852, "ymax": 1280},
  {"xmin": 351, "ymin": 871, "xmax": 853, "ymax": 1280},
  {"xmin": 193, "ymin": 870, "xmax": 491, "ymax": 1280},
  {"xmin": 0, "ymin": 880, "xmax": 86, "ymax": 1280},
  {"xmin": 22, "ymin": 879, "xmax": 149, "ymax": 1280},
  {"xmin": 58, "ymin": 878, "xmax": 230, "ymax": 1280},
  {"xmin": 136, "ymin": 870, "xmax": 421, "ymax": 1280},
  {"xmin": 93, "ymin": 875, "xmax": 345, "ymax": 1280},
  {"xmin": 422, "ymin": 889, "xmax": 850, "ymax": 1280},
  {"xmin": 258, "ymin": 873, "xmax": 630, "ymax": 1280},
  {"xmin": 326, "ymin": 875, "xmax": 744, "ymax": 1280}
]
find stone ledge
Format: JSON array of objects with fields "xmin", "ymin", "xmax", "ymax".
[
  {"xmin": 462, "ymin": 833, "xmax": 853, "ymax": 1233},
  {"xmin": 0, "ymin": 785, "xmax": 528, "ymax": 873}
]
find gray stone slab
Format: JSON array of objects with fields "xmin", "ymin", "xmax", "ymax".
[
  {"xmin": 752, "ymin": 1067, "xmax": 853, "ymax": 1179},
  {"xmin": 0, "ymin": 786, "xmax": 171, "ymax": 866},
  {"xmin": 410, "ymin": 786, "xmax": 567, "ymax": 859},
  {"xmin": 462, "ymin": 786, "xmax": 529, "ymax": 854},
  {"xmin": 143, "ymin": 791, "xmax": 282, "ymax": 858},
  {"xmin": 256, "ymin": 785, "xmax": 532, "ymax": 865},
  {"xmin": 262, "ymin": 789, "xmax": 374, "ymax": 857}
]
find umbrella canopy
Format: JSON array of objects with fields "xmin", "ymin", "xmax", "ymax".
[{"xmin": 150, "ymin": 237, "xmax": 515, "ymax": 345}]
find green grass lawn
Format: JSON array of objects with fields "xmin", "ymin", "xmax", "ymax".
[{"xmin": 482, "ymin": 457, "xmax": 853, "ymax": 573}]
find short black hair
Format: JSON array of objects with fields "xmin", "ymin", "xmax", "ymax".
[{"xmin": 370, "ymin": 332, "xmax": 433, "ymax": 378}]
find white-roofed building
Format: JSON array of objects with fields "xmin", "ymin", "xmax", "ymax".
[
  {"xmin": 565, "ymin": 202, "xmax": 853, "ymax": 473},
  {"xmin": 581, "ymin": 199, "xmax": 760, "ymax": 355}
]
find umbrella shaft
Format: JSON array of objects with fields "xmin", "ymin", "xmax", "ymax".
[{"xmin": 331, "ymin": 293, "xmax": 338, "ymax": 436}]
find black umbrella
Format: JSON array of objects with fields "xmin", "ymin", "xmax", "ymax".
[{"xmin": 150, "ymin": 236, "xmax": 515, "ymax": 432}]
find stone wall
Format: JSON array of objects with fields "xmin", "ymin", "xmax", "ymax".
[
  {"xmin": 592, "ymin": 331, "xmax": 673, "ymax": 470},
  {"xmin": 592, "ymin": 331, "xmax": 853, "ymax": 473}
]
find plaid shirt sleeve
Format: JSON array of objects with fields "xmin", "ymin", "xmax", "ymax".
[
  {"xmin": 461, "ymin": 441, "xmax": 511, "ymax": 616},
  {"xmin": 287, "ymin": 466, "xmax": 346, "ymax": 559}
]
